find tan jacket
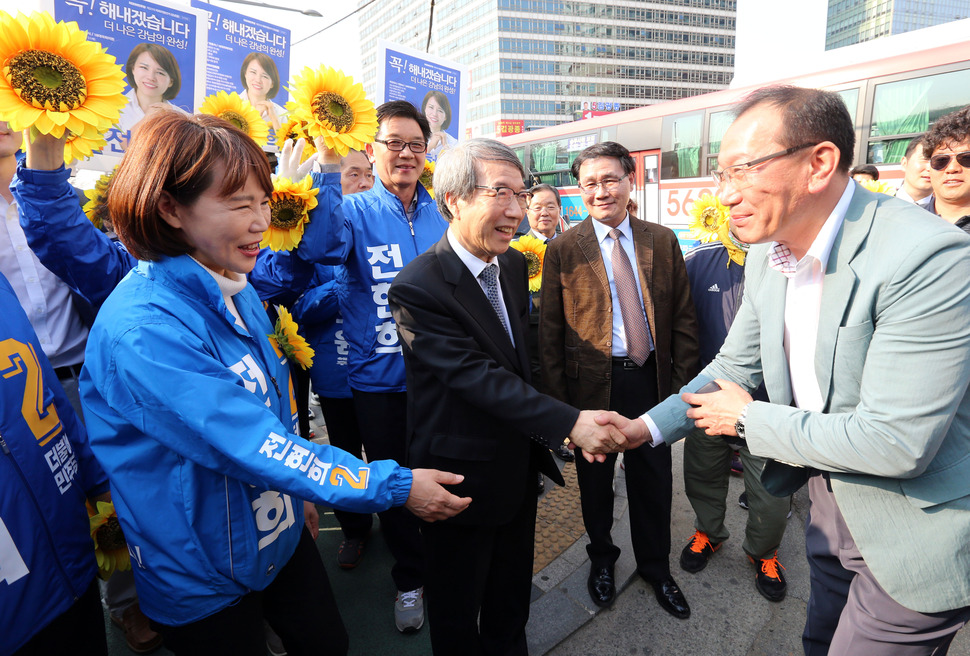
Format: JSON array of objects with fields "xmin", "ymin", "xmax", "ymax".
[{"xmin": 539, "ymin": 216, "xmax": 699, "ymax": 409}]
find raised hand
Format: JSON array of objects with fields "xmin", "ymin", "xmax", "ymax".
[
  {"xmin": 405, "ymin": 469, "xmax": 472, "ymax": 521},
  {"xmin": 277, "ymin": 137, "xmax": 315, "ymax": 181},
  {"xmin": 23, "ymin": 130, "xmax": 66, "ymax": 171}
]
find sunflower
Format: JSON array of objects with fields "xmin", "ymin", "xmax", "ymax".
[
  {"xmin": 510, "ymin": 234, "xmax": 547, "ymax": 293},
  {"xmin": 858, "ymin": 178, "xmax": 897, "ymax": 197},
  {"xmin": 64, "ymin": 129, "xmax": 107, "ymax": 165},
  {"xmin": 268, "ymin": 306, "xmax": 315, "ymax": 370},
  {"xmin": 87, "ymin": 500, "xmax": 130, "ymax": 579},
  {"xmin": 687, "ymin": 193, "xmax": 728, "ymax": 243},
  {"xmin": 0, "ymin": 12, "xmax": 127, "ymax": 146},
  {"xmin": 287, "ymin": 66, "xmax": 378, "ymax": 157},
  {"xmin": 198, "ymin": 90, "xmax": 268, "ymax": 147},
  {"xmin": 419, "ymin": 160, "xmax": 435, "ymax": 198},
  {"xmin": 83, "ymin": 167, "xmax": 115, "ymax": 230},
  {"xmin": 261, "ymin": 175, "xmax": 319, "ymax": 251},
  {"xmin": 276, "ymin": 117, "xmax": 317, "ymax": 163}
]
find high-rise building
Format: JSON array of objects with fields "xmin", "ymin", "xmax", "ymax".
[
  {"xmin": 826, "ymin": 0, "xmax": 970, "ymax": 50},
  {"xmin": 358, "ymin": 0, "xmax": 737, "ymax": 138}
]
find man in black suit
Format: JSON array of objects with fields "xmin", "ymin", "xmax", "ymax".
[{"xmin": 389, "ymin": 139, "xmax": 622, "ymax": 655}]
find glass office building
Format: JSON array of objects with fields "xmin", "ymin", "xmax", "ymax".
[
  {"xmin": 358, "ymin": 0, "xmax": 737, "ymax": 138},
  {"xmin": 826, "ymin": 0, "xmax": 970, "ymax": 49}
]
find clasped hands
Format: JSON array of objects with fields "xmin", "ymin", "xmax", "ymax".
[{"xmin": 572, "ymin": 379, "xmax": 754, "ymax": 462}]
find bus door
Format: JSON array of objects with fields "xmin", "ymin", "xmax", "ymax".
[{"xmin": 631, "ymin": 149, "xmax": 660, "ymax": 224}]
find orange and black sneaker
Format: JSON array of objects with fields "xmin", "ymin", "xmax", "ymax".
[
  {"xmin": 679, "ymin": 530, "xmax": 721, "ymax": 573},
  {"xmin": 749, "ymin": 551, "xmax": 787, "ymax": 602}
]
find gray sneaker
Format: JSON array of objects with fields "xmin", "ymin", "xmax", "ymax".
[{"xmin": 395, "ymin": 587, "xmax": 425, "ymax": 633}]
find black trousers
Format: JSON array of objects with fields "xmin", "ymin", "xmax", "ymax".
[
  {"xmin": 575, "ymin": 355, "xmax": 672, "ymax": 582},
  {"xmin": 154, "ymin": 528, "xmax": 348, "ymax": 656},
  {"xmin": 422, "ymin": 489, "xmax": 538, "ymax": 656},
  {"xmin": 351, "ymin": 389, "xmax": 424, "ymax": 591},
  {"xmin": 319, "ymin": 395, "xmax": 373, "ymax": 539},
  {"xmin": 15, "ymin": 576, "xmax": 107, "ymax": 655}
]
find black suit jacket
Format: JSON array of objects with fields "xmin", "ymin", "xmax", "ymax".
[{"xmin": 389, "ymin": 233, "xmax": 579, "ymax": 526}]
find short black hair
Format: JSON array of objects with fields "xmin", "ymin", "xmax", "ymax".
[
  {"xmin": 570, "ymin": 141, "xmax": 635, "ymax": 181},
  {"xmin": 850, "ymin": 164, "xmax": 879, "ymax": 180},
  {"xmin": 735, "ymin": 85, "xmax": 855, "ymax": 174},
  {"xmin": 376, "ymin": 100, "xmax": 432, "ymax": 143},
  {"xmin": 903, "ymin": 134, "xmax": 925, "ymax": 159},
  {"xmin": 923, "ymin": 106, "xmax": 970, "ymax": 158}
]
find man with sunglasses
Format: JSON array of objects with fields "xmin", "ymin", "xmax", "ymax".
[
  {"xmin": 253, "ymin": 100, "xmax": 445, "ymax": 634},
  {"xmin": 924, "ymin": 105, "xmax": 970, "ymax": 232},
  {"xmin": 540, "ymin": 141, "xmax": 700, "ymax": 618},
  {"xmin": 606, "ymin": 86, "xmax": 970, "ymax": 655}
]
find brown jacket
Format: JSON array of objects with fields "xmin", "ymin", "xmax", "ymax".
[{"xmin": 539, "ymin": 216, "xmax": 699, "ymax": 409}]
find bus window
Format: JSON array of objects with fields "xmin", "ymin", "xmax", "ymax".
[
  {"xmin": 706, "ymin": 110, "xmax": 733, "ymax": 172},
  {"xmin": 513, "ymin": 147, "xmax": 525, "ymax": 170},
  {"xmin": 661, "ymin": 112, "xmax": 702, "ymax": 179},
  {"xmin": 868, "ymin": 68, "xmax": 970, "ymax": 163},
  {"xmin": 836, "ymin": 88, "xmax": 859, "ymax": 120},
  {"xmin": 529, "ymin": 134, "xmax": 596, "ymax": 180}
]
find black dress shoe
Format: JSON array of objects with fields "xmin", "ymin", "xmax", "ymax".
[
  {"xmin": 554, "ymin": 442, "xmax": 575, "ymax": 462},
  {"xmin": 587, "ymin": 566, "xmax": 616, "ymax": 607},
  {"xmin": 652, "ymin": 577, "xmax": 690, "ymax": 619}
]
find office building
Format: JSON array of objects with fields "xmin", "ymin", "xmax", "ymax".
[{"xmin": 826, "ymin": 0, "xmax": 970, "ymax": 49}]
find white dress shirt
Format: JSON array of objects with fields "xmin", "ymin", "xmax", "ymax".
[
  {"xmin": 590, "ymin": 213, "xmax": 650, "ymax": 359},
  {"xmin": 0, "ymin": 193, "xmax": 88, "ymax": 367},
  {"xmin": 447, "ymin": 227, "xmax": 514, "ymax": 346}
]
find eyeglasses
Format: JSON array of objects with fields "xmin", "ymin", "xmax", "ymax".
[
  {"xmin": 528, "ymin": 203, "xmax": 560, "ymax": 214},
  {"xmin": 374, "ymin": 138, "xmax": 428, "ymax": 153},
  {"xmin": 711, "ymin": 143, "xmax": 818, "ymax": 188},
  {"xmin": 577, "ymin": 174, "xmax": 629, "ymax": 196},
  {"xmin": 929, "ymin": 151, "xmax": 970, "ymax": 171},
  {"xmin": 475, "ymin": 185, "xmax": 532, "ymax": 209}
]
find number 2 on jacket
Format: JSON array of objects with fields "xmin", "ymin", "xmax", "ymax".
[{"xmin": 0, "ymin": 339, "xmax": 63, "ymax": 447}]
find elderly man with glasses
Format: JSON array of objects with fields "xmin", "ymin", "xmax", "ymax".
[
  {"xmin": 924, "ymin": 105, "xmax": 970, "ymax": 232},
  {"xmin": 539, "ymin": 141, "xmax": 700, "ymax": 618},
  {"xmin": 388, "ymin": 139, "xmax": 620, "ymax": 654}
]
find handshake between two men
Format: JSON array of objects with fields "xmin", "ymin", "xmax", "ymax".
[{"xmin": 572, "ymin": 379, "xmax": 754, "ymax": 461}]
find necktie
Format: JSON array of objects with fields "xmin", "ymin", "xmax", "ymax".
[
  {"xmin": 609, "ymin": 228, "xmax": 654, "ymax": 366},
  {"xmin": 479, "ymin": 263, "xmax": 511, "ymax": 339}
]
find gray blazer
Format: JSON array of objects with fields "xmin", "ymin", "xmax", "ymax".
[{"xmin": 650, "ymin": 185, "xmax": 970, "ymax": 613}]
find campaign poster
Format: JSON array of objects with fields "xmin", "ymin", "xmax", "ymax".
[
  {"xmin": 47, "ymin": 0, "xmax": 206, "ymax": 167},
  {"xmin": 190, "ymin": 0, "xmax": 290, "ymax": 149},
  {"xmin": 376, "ymin": 39, "xmax": 468, "ymax": 163}
]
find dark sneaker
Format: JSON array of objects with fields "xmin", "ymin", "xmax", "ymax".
[
  {"xmin": 749, "ymin": 552, "xmax": 787, "ymax": 602},
  {"xmin": 337, "ymin": 537, "xmax": 366, "ymax": 569},
  {"xmin": 679, "ymin": 530, "xmax": 721, "ymax": 573},
  {"xmin": 738, "ymin": 491, "xmax": 749, "ymax": 510},
  {"xmin": 730, "ymin": 451, "xmax": 744, "ymax": 475},
  {"xmin": 395, "ymin": 587, "xmax": 425, "ymax": 633}
]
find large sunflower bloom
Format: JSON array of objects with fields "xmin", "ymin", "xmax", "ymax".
[
  {"xmin": 198, "ymin": 91, "xmax": 268, "ymax": 147},
  {"xmin": 419, "ymin": 160, "xmax": 435, "ymax": 198},
  {"xmin": 261, "ymin": 175, "xmax": 319, "ymax": 251},
  {"xmin": 858, "ymin": 178, "xmax": 897, "ymax": 197},
  {"xmin": 83, "ymin": 167, "xmax": 116, "ymax": 230},
  {"xmin": 688, "ymin": 193, "xmax": 728, "ymax": 243},
  {"xmin": 268, "ymin": 306, "xmax": 315, "ymax": 370},
  {"xmin": 87, "ymin": 500, "xmax": 130, "ymax": 580},
  {"xmin": 510, "ymin": 234, "xmax": 547, "ymax": 293},
  {"xmin": 287, "ymin": 66, "xmax": 377, "ymax": 157},
  {"xmin": 0, "ymin": 12, "xmax": 127, "ymax": 148},
  {"xmin": 276, "ymin": 117, "xmax": 317, "ymax": 163}
]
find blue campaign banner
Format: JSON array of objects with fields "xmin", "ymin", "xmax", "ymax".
[
  {"xmin": 49, "ymin": 0, "xmax": 206, "ymax": 161},
  {"xmin": 378, "ymin": 40, "xmax": 467, "ymax": 163},
  {"xmin": 191, "ymin": 0, "xmax": 290, "ymax": 147}
]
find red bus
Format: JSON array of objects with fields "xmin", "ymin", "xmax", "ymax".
[{"xmin": 500, "ymin": 42, "xmax": 970, "ymax": 246}]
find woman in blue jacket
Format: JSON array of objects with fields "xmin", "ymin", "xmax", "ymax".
[{"xmin": 79, "ymin": 111, "xmax": 470, "ymax": 656}]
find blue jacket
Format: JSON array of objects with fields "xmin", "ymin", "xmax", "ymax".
[
  {"xmin": 254, "ymin": 174, "xmax": 447, "ymax": 393},
  {"xmin": 80, "ymin": 255, "xmax": 412, "ymax": 625},
  {"xmin": 291, "ymin": 265, "xmax": 352, "ymax": 399},
  {"xmin": 0, "ymin": 272, "xmax": 109, "ymax": 656}
]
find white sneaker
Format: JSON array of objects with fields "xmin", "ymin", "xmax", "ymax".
[{"xmin": 395, "ymin": 587, "xmax": 425, "ymax": 633}]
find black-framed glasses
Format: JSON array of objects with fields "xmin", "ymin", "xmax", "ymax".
[
  {"xmin": 474, "ymin": 185, "xmax": 532, "ymax": 209},
  {"xmin": 929, "ymin": 150, "xmax": 970, "ymax": 171},
  {"xmin": 577, "ymin": 174, "xmax": 629, "ymax": 195},
  {"xmin": 711, "ymin": 143, "xmax": 818, "ymax": 188},
  {"xmin": 374, "ymin": 138, "xmax": 428, "ymax": 153}
]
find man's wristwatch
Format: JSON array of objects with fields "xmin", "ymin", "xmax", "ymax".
[{"xmin": 734, "ymin": 402, "xmax": 752, "ymax": 440}]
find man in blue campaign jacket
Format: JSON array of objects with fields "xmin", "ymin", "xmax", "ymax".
[
  {"xmin": 0, "ymin": 271, "xmax": 110, "ymax": 656},
  {"xmin": 80, "ymin": 254, "xmax": 419, "ymax": 627},
  {"xmin": 251, "ymin": 100, "xmax": 445, "ymax": 632}
]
